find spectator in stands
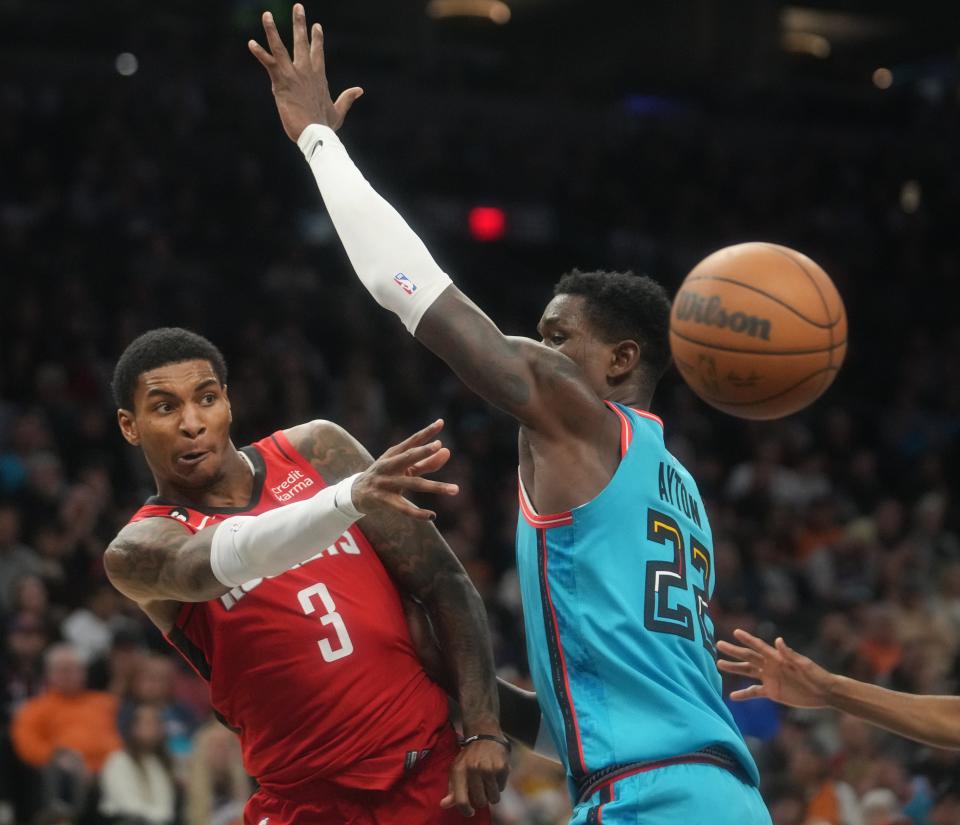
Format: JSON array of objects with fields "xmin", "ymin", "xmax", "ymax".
[
  {"xmin": 928, "ymin": 780, "xmax": 960, "ymax": 825},
  {"xmin": 120, "ymin": 654, "xmax": 196, "ymax": 765},
  {"xmin": 764, "ymin": 781, "xmax": 807, "ymax": 825},
  {"xmin": 99, "ymin": 704, "xmax": 176, "ymax": 825},
  {"xmin": 1, "ymin": 613, "xmax": 50, "ymax": 825},
  {"xmin": 31, "ymin": 801, "xmax": 76, "ymax": 825},
  {"xmin": 1, "ymin": 612, "xmax": 48, "ymax": 717},
  {"xmin": 787, "ymin": 739, "xmax": 862, "ymax": 825},
  {"xmin": 61, "ymin": 584, "xmax": 123, "ymax": 666},
  {"xmin": 859, "ymin": 788, "xmax": 907, "ymax": 825},
  {"xmin": 10, "ymin": 644, "xmax": 121, "ymax": 810},
  {"xmin": 183, "ymin": 721, "xmax": 250, "ymax": 825},
  {"xmin": 0, "ymin": 504, "xmax": 42, "ymax": 615}
]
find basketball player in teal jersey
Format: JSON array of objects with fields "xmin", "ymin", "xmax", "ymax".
[{"xmin": 250, "ymin": 7, "xmax": 771, "ymax": 822}]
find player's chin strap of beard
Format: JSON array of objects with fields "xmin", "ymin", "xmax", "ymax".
[{"xmin": 298, "ymin": 124, "xmax": 452, "ymax": 335}]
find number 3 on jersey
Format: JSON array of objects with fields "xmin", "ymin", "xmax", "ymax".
[
  {"xmin": 643, "ymin": 508, "xmax": 715, "ymax": 655},
  {"xmin": 297, "ymin": 583, "xmax": 354, "ymax": 662}
]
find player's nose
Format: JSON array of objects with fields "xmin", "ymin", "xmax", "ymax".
[{"xmin": 179, "ymin": 403, "xmax": 207, "ymax": 437}]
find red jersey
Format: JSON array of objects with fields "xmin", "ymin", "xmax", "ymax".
[{"xmin": 128, "ymin": 430, "xmax": 451, "ymax": 797}]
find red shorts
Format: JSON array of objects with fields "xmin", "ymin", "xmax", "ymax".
[{"xmin": 244, "ymin": 727, "xmax": 492, "ymax": 825}]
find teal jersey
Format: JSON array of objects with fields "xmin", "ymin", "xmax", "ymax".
[{"xmin": 516, "ymin": 402, "xmax": 759, "ymax": 793}]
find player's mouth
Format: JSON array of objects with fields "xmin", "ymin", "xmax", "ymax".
[{"xmin": 177, "ymin": 449, "xmax": 211, "ymax": 467}]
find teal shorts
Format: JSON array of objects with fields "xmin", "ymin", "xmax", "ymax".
[{"xmin": 570, "ymin": 762, "xmax": 771, "ymax": 825}]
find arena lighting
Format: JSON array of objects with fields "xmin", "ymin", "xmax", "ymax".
[
  {"xmin": 873, "ymin": 67, "xmax": 894, "ymax": 89},
  {"xmin": 781, "ymin": 31, "xmax": 831, "ymax": 58},
  {"xmin": 426, "ymin": 0, "xmax": 511, "ymax": 25},
  {"xmin": 900, "ymin": 180, "xmax": 921, "ymax": 214},
  {"xmin": 115, "ymin": 52, "xmax": 138, "ymax": 76},
  {"xmin": 780, "ymin": 6, "xmax": 892, "ymax": 42},
  {"xmin": 468, "ymin": 206, "xmax": 507, "ymax": 242}
]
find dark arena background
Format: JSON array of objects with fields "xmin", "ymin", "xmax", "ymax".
[{"xmin": 2, "ymin": 1, "xmax": 960, "ymax": 823}]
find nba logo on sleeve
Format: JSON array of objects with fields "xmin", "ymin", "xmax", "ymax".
[{"xmin": 393, "ymin": 272, "xmax": 418, "ymax": 295}]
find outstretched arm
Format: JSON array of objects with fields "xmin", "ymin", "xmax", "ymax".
[
  {"xmin": 249, "ymin": 5, "xmax": 607, "ymax": 436},
  {"xmin": 105, "ymin": 420, "xmax": 455, "ymax": 605},
  {"xmin": 718, "ymin": 629, "xmax": 960, "ymax": 750},
  {"xmin": 286, "ymin": 419, "xmax": 509, "ymax": 815}
]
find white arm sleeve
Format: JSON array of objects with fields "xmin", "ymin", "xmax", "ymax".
[
  {"xmin": 297, "ymin": 124, "xmax": 452, "ymax": 333},
  {"xmin": 209, "ymin": 473, "xmax": 364, "ymax": 588}
]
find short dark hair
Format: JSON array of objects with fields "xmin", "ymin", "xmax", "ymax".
[
  {"xmin": 111, "ymin": 327, "xmax": 227, "ymax": 410},
  {"xmin": 553, "ymin": 269, "xmax": 672, "ymax": 380}
]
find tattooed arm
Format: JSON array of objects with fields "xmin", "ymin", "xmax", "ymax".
[
  {"xmin": 286, "ymin": 418, "xmax": 509, "ymax": 814},
  {"xmin": 104, "ymin": 420, "xmax": 455, "ymax": 614},
  {"xmin": 104, "ymin": 518, "xmax": 228, "ymax": 606},
  {"xmin": 404, "ymin": 597, "xmax": 548, "ymax": 752}
]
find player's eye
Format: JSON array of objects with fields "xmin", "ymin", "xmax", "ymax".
[
  {"xmin": 155, "ymin": 402, "xmax": 173, "ymax": 413},
  {"xmin": 201, "ymin": 393, "xmax": 216, "ymax": 404},
  {"xmin": 550, "ymin": 334, "xmax": 566, "ymax": 345}
]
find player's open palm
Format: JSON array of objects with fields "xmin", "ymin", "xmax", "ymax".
[
  {"xmin": 249, "ymin": 3, "xmax": 362, "ymax": 141},
  {"xmin": 352, "ymin": 419, "xmax": 458, "ymax": 521},
  {"xmin": 717, "ymin": 629, "xmax": 835, "ymax": 709}
]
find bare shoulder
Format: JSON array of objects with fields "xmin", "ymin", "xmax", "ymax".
[
  {"xmin": 284, "ymin": 419, "xmax": 374, "ymax": 484},
  {"xmin": 104, "ymin": 518, "xmax": 193, "ymax": 631},
  {"xmin": 104, "ymin": 518, "xmax": 191, "ymax": 596}
]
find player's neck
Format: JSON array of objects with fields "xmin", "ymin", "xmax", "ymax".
[
  {"xmin": 607, "ymin": 382, "xmax": 653, "ymax": 412},
  {"xmin": 154, "ymin": 444, "xmax": 255, "ymax": 509}
]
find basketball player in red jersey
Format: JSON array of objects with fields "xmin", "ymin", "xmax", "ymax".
[{"xmin": 102, "ymin": 328, "xmax": 509, "ymax": 823}]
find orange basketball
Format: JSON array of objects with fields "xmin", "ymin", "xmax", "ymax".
[{"xmin": 669, "ymin": 242, "xmax": 847, "ymax": 420}]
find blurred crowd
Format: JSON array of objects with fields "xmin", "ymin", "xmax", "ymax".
[{"xmin": 3, "ymin": 7, "xmax": 960, "ymax": 824}]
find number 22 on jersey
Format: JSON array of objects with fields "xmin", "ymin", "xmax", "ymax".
[{"xmin": 643, "ymin": 508, "xmax": 715, "ymax": 655}]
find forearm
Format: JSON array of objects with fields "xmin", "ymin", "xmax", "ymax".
[
  {"xmin": 297, "ymin": 126, "xmax": 560, "ymax": 426},
  {"xmin": 105, "ymin": 475, "xmax": 362, "ymax": 603},
  {"xmin": 827, "ymin": 676, "xmax": 960, "ymax": 749},
  {"xmin": 423, "ymin": 572, "xmax": 501, "ymax": 736},
  {"xmin": 298, "ymin": 124, "xmax": 451, "ymax": 333}
]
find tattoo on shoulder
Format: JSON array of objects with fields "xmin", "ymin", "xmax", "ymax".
[
  {"xmin": 104, "ymin": 518, "xmax": 195, "ymax": 597},
  {"xmin": 286, "ymin": 420, "xmax": 372, "ymax": 485},
  {"xmin": 286, "ymin": 420, "xmax": 463, "ymax": 598}
]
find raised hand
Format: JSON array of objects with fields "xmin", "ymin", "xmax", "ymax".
[
  {"xmin": 716, "ymin": 628, "xmax": 837, "ymax": 709},
  {"xmin": 351, "ymin": 419, "xmax": 458, "ymax": 521},
  {"xmin": 248, "ymin": 3, "xmax": 363, "ymax": 141}
]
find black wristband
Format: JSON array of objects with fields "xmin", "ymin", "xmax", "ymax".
[{"xmin": 461, "ymin": 734, "xmax": 512, "ymax": 752}]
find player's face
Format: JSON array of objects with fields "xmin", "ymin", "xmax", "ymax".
[
  {"xmin": 537, "ymin": 294, "xmax": 615, "ymax": 396},
  {"xmin": 117, "ymin": 359, "xmax": 233, "ymax": 490}
]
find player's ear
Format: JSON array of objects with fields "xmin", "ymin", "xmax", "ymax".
[
  {"xmin": 117, "ymin": 408, "xmax": 140, "ymax": 446},
  {"xmin": 609, "ymin": 340, "xmax": 641, "ymax": 378}
]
